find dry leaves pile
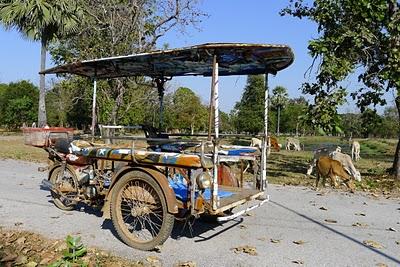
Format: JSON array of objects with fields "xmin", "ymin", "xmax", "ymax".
[{"xmin": 0, "ymin": 228, "xmax": 155, "ymax": 267}]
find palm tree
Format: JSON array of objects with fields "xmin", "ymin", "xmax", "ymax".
[
  {"xmin": 0, "ymin": 0, "xmax": 83, "ymax": 127},
  {"xmin": 271, "ymin": 86, "xmax": 288, "ymax": 136}
]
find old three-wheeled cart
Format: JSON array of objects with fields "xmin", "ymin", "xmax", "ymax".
[{"xmin": 25, "ymin": 43, "xmax": 293, "ymax": 250}]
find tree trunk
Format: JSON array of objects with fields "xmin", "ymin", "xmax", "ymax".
[
  {"xmin": 391, "ymin": 94, "xmax": 400, "ymax": 179},
  {"xmin": 38, "ymin": 38, "xmax": 47, "ymax": 127},
  {"xmin": 277, "ymin": 106, "xmax": 281, "ymax": 136},
  {"xmin": 109, "ymin": 80, "xmax": 125, "ymax": 125}
]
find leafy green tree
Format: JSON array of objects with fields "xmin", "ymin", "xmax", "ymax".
[
  {"xmin": 46, "ymin": 78, "xmax": 91, "ymax": 128},
  {"xmin": 280, "ymin": 96, "xmax": 309, "ymax": 135},
  {"xmin": 282, "ymin": 0, "xmax": 400, "ymax": 177},
  {"xmin": 0, "ymin": 81, "xmax": 38, "ymax": 129},
  {"xmin": 271, "ymin": 86, "xmax": 289, "ymax": 136},
  {"xmin": 379, "ymin": 106, "xmax": 399, "ymax": 138},
  {"xmin": 234, "ymin": 75, "xmax": 265, "ymax": 134},
  {"xmin": 340, "ymin": 113, "xmax": 362, "ymax": 138},
  {"xmin": 360, "ymin": 109, "xmax": 382, "ymax": 138},
  {"xmin": 0, "ymin": 0, "xmax": 84, "ymax": 127},
  {"xmin": 166, "ymin": 87, "xmax": 207, "ymax": 133}
]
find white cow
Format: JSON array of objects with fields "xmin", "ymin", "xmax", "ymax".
[
  {"xmin": 351, "ymin": 140, "xmax": 361, "ymax": 161},
  {"xmin": 286, "ymin": 137, "xmax": 301, "ymax": 151},
  {"xmin": 330, "ymin": 151, "xmax": 361, "ymax": 182},
  {"xmin": 250, "ymin": 137, "xmax": 271, "ymax": 156},
  {"xmin": 307, "ymin": 146, "xmax": 341, "ymax": 175}
]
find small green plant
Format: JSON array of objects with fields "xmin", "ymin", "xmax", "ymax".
[{"xmin": 49, "ymin": 235, "xmax": 88, "ymax": 267}]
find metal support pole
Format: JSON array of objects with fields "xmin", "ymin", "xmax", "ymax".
[
  {"xmin": 91, "ymin": 78, "xmax": 97, "ymax": 140},
  {"xmin": 260, "ymin": 74, "xmax": 269, "ymax": 192},
  {"xmin": 207, "ymin": 55, "xmax": 217, "ymax": 141},
  {"xmin": 155, "ymin": 78, "xmax": 165, "ymax": 133},
  {"xmin": 211, "ymin": 57, "xmax": 219, "ymax": 210}
]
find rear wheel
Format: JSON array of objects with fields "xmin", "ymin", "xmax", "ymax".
[
  {"xmin": 110, "ymin": 171, "xmax": 174, "ymax": 250},
  {"xmin": 49, "ymin": 165, "xmax": 78, "ymax": 211}
]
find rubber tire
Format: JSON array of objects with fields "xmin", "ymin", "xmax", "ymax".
[
  {"xmin": 110, "ymin": 171, "xmax": 175, "ymax": 251},
  {"xmin": 49, "ymin": 165, "xmax": 78, "ymax": 211}
]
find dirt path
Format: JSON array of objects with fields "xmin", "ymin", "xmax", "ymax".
[{"xmin": 0, "ymin": 159, "xmax": 399, "ymax": 266}]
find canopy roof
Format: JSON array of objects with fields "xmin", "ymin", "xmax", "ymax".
[{"xmin": 41, "ymin": 43, "xmax": 294, "ymax": 79}]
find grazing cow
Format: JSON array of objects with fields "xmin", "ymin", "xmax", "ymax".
[
  {"xmin": 285, "ymin": 137, "xmax": 301, "ymax": 151},
  {"xmin": 330, "ymin": 151, "xmax": 362, "ymax": 182},
  {"xmin": 351, "ymin": 140, "xmax": 361, "ymax": 161},
  {"xmin": 316, "ymin": 156, "xmax": 355, "ymax": 189},
  {"xmin": 306, "ymin": 146, "xmax": 341, "ymax": 175},
  {"xmin": 250, "ymin": 137, "xmax": 281, "ymax": 152}
]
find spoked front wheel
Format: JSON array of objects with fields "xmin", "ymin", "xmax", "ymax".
[
  {"xmin": 110, "ymin": 171, "xmax": 174, "ymax": 250},
  {"xmin": 49, "ymin": 165, "xmax": 78, "ymax": 211}
]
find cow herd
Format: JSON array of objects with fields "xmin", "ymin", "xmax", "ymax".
[{"xmin": 250, "ymin": 137, "xmax": 362, "ymax": 190}]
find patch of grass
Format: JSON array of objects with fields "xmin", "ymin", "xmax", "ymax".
[{"xmin": 0, "ymin": 136, "xmax": 47, "ymax": 162}]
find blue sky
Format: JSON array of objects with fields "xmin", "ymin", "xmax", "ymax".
[{"xmin": 0, "ymin": 1, "xmax": 386, "ymax": 113}]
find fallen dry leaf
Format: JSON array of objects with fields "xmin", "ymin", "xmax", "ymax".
[
  {"xmin": 14, "ymin": 255, "xmax": 28, "ymax": 265},
  {"xmin": 355, "ymin": 212, "xmax": 366, "ymax": 216},
  {"xmin": 376, "ymin": 263, "xmax": 388, "ymax": 267},
  {"xmin": 244, "ymin": 213, "xmax": 253, "ymax": 217},
  {"xmin": 270, "ymin": 239, "xmax": 281, "ymax": 243},
  {"xmin": 363, "ymin": 240, "xmax": 384, "ymax": 249},
  {"xmin": 15, "ymin": 237, "xmax": 26, "ymax": 245},
  {"xmin": 26, "ymin": 262, "xmax": 38, "ymax": 267},
  {"xmin": 14, "ymin": 222, "xmax": 23, "ymax": 227},
  {"xmin": 319, "ymin": 206, "xmax": 328, "ymax": 211},
  {"xmin": 231, "ymin": 245, "xmax": 258, "ymax": 256},
  {"xmin": 352, "ymin": 222, "xmax": 369, "ymax": 227},
  {"xmin": 0, "ymin": 253, "xmax": 18, "ymax": 262},
  {"xmin": 293, "ymin": 240, "xmax": 306, "ymax": 245},
  {"xmin": 292, "ymin": 259, "xmax": 304, "ymax": 265},
  {"xmin": 176, "ymin": 261, "xmax": 196, "ymax": 267},
  {"xmin": 146, "ymin": 256, "xmax": 160, "ymax": 264},
  {"xmin": 386, "ymin": 227, "xmax": 397, "ymax": 232},
  {"xmin": 324, "ymin": 219, "xmax": 337, "ymax": 223},
  {"xmin": 239, "ymin": 225, "xmax": 247, "ymax": 229}
]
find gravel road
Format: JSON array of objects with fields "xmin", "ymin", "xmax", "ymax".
[{"xmin": 0, "ymin": 159, "xmax": 399, "ymax": 267}]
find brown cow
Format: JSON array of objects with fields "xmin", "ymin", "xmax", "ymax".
[
  {"xmin": 250, "ymin": 136, "xmax": 281, "ymax": 152},
  {"xmin": 316, "ymin": 156, "xmax": 355, "ymax": 190}
]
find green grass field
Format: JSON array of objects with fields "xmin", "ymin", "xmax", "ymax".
[{"xmin": 0, "ymin": 134, "xmax": 398, "ymax": 195}]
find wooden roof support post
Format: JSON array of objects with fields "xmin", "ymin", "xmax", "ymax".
[
  {"xmin": 211, "ymin": 55, "xmax": 219, "ymax": 211},
  {"xmin": 260, "ymin": 73, "xmax": 269, "ymax": 192},
  {"xmin": 91, "ymin": 78, "xmax": 97, "ymax": 141}
]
